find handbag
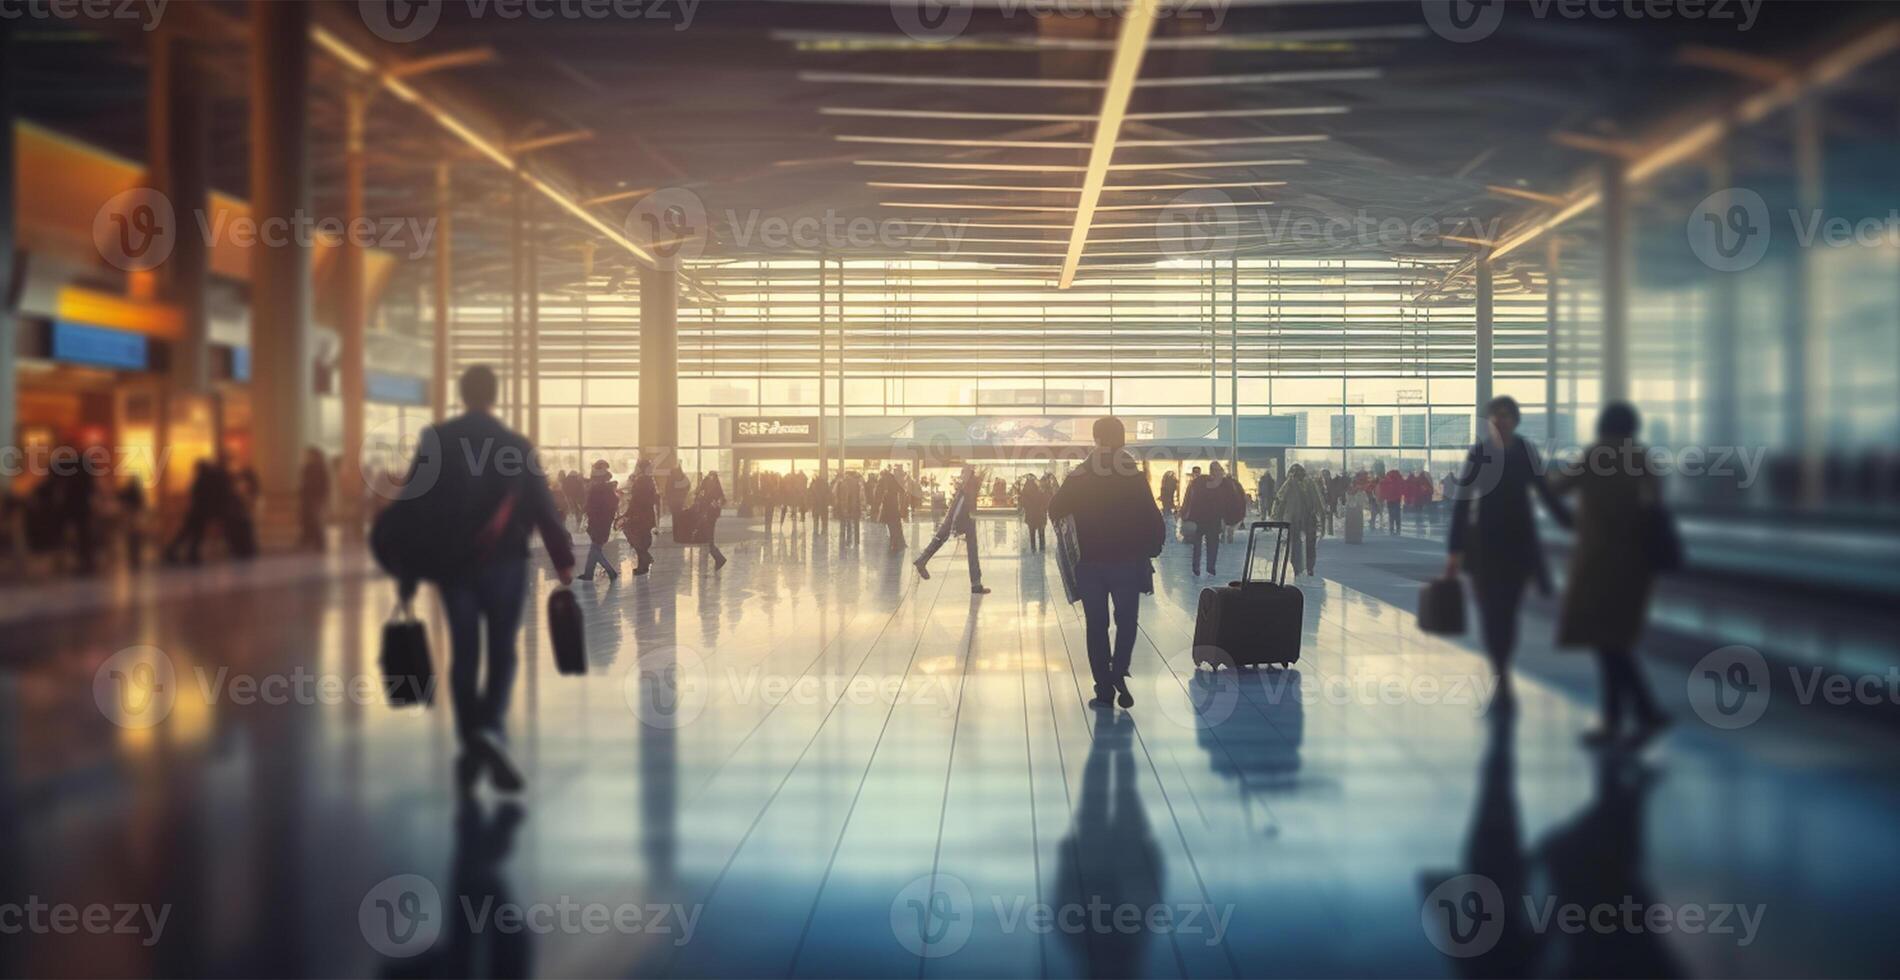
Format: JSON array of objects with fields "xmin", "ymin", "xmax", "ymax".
[
  {"xmin": 1643, "ymin": 502, "xmax": 1684, "ymax": 573},
  {"xmin": 380, "ymin": 601, "xmax": 435, "ymax": 706},
  {"xmin": 1179, "ymin": 519, "xmax": 1199, "ymax": 540},
  {"xmin": 547, "ymin": 587, "xmax": 587, "ymax": 676},
  {"xmin": 1417, "ymin": 576, "xmax": 1467, "ymax": 636}
]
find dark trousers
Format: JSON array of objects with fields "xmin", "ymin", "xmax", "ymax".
[
  {"xmin": 1027, "ymin": 523, "xmax": 1045, "ymax": 551},
  {"xmin": 441, "ymin": 559, "xmax": 528, "ymax": 746},
  {"xmin": 918, "ymin": 529, "xmax": 981, "ymax": 585},
  {"xmin": 582, "ymin": 539, "xmax": 615, "ymax": 578},
  {"xmin": 813, "ymin": 508, "xmax": 829, "ymax": 532},
  {"xmin": 840, "ymin": 518, "xmax": 859, "ymax": 546},
  {"xmin": 1473, "ymin": 572, "xmax": 1529, "ymax": 672},
  {"xmin": 886, "ymin": 517, "xmax": 905, "ymax": 550},
  {"xmin": 1290, "ymin": 520, "xmax": 1318, "ymax": 575},
  {"xmin": 704, "ymin": 515, "xmax": 726, "ymax": 563},
  {"xmin": 1190, "ymin": 528, "xmax": 1220, "ymax": 573},
  {"xmin": 1077, "ymin": 562, "xmax": 1145, "ymax": 698},
  {"xmin": 1596, "ymin": 647, "xmax": 1661, "ymax": 727},
  {"xmin": 1387, "ymin": 501, "xmax": 1402, "ymax": 533},
  {"xmin": 298, "ymin": 500, "xmax": 324, "ymax": 550},
  {"xmin": 627, "ymin": 527, "xmax": 654, "ymax": 572}
]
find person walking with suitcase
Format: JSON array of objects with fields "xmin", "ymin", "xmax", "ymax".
[
  {"xmin": 1048, "ymin": 417, "xmax": 1165, "ymax": 710},
  {"xmin": 1548, "ymin": 402, "xmax": 1671, "ymax": 747},
  {"xmin": 400, "ymin": 366, "xmax": 575, "ymax": 793},
  {"xmin": 1446, "ymin": 395, "xmax": 1572, "ymax": 715},
  {"xmin": 578, "ymin": 460, "xmax": 621, "ymax": 582},
  {"xmin": 915, "ymin": 464, "xmax": 989, "ymax": 594},
  {"xmin": 622, "ymin": 457, "xmax": 659, "ymax": 575}
]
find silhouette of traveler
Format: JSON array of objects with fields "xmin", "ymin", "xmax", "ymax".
[
  {"xmin": 695, "ymin": 471, "xmax": 729, "ymax": 570},
  {"xmin": 623, "ymin": 457, "xmax": 660, "ymax": 575},
  {"xmin": 877, "ymin": 467, "xmax": 907, "ymax": 552},
  {"xmin": 1019, "ymin": 474, "xmax": 1049, "ymax": 553},
  {"xmin": 914, "ymin": 463, "xmax": 988, "ymax": 594},
  {"xmin": 579, "ymin": 459, "xmax": 621, "ymax": 582},
  {"xmin": 1549, "ymin": 402, "xmax": 1671, "ymax": 747},
  {"xmin": 1050, "ymin": 714, "xmax": 1162, "ymax": 973},
  {"xmin": 561, "ymin": 469, "xmax": 587, "ymax": 532},
  {"xmin": 407, "ymin": 365, "xmax": 575, "ymax": 793},
  {"xmin": 1272, "ymin": 463, "xmax": 1324, "ymax": 580},
  {"xmin": 1048, "ymin": 417, "xmax": 1165, "ymax": 709},
  {"xmin": 1446, "ymin": 395, "xmax": 1570, "ymax": 714},
  {"xmin": 298, "ymin": 447, "xmax": 328, "ymax": 551}
]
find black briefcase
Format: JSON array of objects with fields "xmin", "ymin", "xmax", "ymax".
[
  {"xmin": 547, "ymin": 587, "xmax": 587, "ymax": 676},
  {"xmin": 1192, "ymin": 521, "xmax": 1303, "ymax": 669},
  {"xmin": 1417, "ymin": 576, "xmax": 1466, "ymax": 636},
  {"xmin": 380, "ymin": 602, "xmax": 435, "ymax": 707}
]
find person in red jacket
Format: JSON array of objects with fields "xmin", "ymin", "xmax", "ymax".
[{"xmin": 1378, "ymin": 469, "xmax": 1405, "ymax": 536}]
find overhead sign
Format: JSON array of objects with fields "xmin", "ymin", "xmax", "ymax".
[
  {"xmin": 730, "ymin": 416, "xmax": 820, "ymax": 445},
  {"xmin": 51, "ymin": 321, "xmax": 150, "ymax": 371}
]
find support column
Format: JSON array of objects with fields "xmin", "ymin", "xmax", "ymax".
[
  {"xmin": 836, "ymin": 258, "xmax": 846, "ymax": 476},
  {"xmin": 1706, "ymin": 149, "xmax": 1740, "ymax": 456},
  {"xmin": 432, "ymin": 162, "xmax": 452, "ymax": 421},
  {"xmin": 1790, "ymin": 98, "xmax": 1824, "ymax": 506},
  {"xmin": 526, "ymin": 193, "xmax": 540, "ymax": 444},
  {"xmin": 509, "ymin": 173, "xmax": 524, "ymax": 428},
  {"xmin": 0, "ymin": 40, "xmax": 14, "ymax": 459},
  {"xmin": 148, "ymin": 25, "xmax": 210, "ymax": 396},
  {"xmin": 337, "ymin": 87, "xmax": 369, "ymax": 532},
  {"xmin": 1474, "ymin": 249, "xmax": 1494, "ymax": 423},
  {"xmin": 1229, "ymin": 257, "xmax": 1239, "ymax": 475},
  {"xmin": 1545, "ymin": 237, "xmax": 1561, "ymax": 446},
  {"xmin": 248, "ymin": 0, "xmax": 312, "ymax": 534},
  {"xmin": 640, "ymin": 267, "xmax": 680, "ymax": 472},
  {"xmin": 818, "ymin": 251, "xmax": 828, "ymax": 478},
  {"xmin": 1601, "ymin": 158, "xmax": 1631, "ymax": 404}
]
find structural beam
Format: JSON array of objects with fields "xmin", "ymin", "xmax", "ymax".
[
  {"xmin": 639, "ymin": 268, "xmax": 680, "ymax": 473},
  {"xmin": 1475, "ymin": 250, "xmax": 1494, "ymax": 421},
  {"xmin": 0, "ymin": 37, "xmax": 14, "ymax": 465},
  {"xmin": 1058, "ymin": 0, "xmax": 1158, "ymax": 289},
  {"xmin": 149, "ymin": 25, "xmax": 210, "ymax": 397}
]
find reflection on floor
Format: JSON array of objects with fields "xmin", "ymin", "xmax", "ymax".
[{"xmin": 2, "ymin": 516, "xmax": 1897, "ymax": 978}]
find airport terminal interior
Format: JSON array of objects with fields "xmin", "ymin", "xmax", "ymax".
[{"xmin": 3, "ymin": 1, "xmax": 1900, "ymax": 977}]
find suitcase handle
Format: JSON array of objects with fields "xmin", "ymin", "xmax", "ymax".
[{"xmin": 1242, "ymin": 521, "xmax": 1292, "ymax": 586}]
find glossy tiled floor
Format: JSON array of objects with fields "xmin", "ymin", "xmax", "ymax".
[{"xmin": 2, "ymin": 516, "xmax": 1897, "ymax": 978}]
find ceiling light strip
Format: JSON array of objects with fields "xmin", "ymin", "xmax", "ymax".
[{"xmin": 1060, "ymin": 0, "xmax": 1159, "ymax": 289}]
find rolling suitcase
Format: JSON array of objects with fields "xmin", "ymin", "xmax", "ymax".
[
  {"xmin": 547, "ymin": 587, "xmax": 587, "ymax": 675},
  {"xmin": 1191, "ymin": 521, "xmax": 1303, "ymax": 670}
]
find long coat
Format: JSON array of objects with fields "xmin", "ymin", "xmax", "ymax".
[
  {"xmin": 1448, "ymin": 436, "xmax": 1570, "ymax": 595},
  {"xmin": 1549, "ymin": 440, "xmax": 1660, "ymax": 650}
]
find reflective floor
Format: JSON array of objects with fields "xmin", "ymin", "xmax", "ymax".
[{"xmin": 3, "ymin": 516, "xmax": 1897, "ymax": 978}]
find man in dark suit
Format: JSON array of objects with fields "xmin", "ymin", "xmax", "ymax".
[
  {"xmin": 407, "ymin": 366, "xmax": 574, "ymax": 792},
  {"xmin": 1446, "ymin": 396, "xmax": 1570, "ymax": 713},
  {"xmin": 1049, "ymin": 417, "xmax": 1166, "ymax": 710}
]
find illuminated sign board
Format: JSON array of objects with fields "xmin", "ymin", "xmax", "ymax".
[
  {"xmin": 51, "ymin": 321, "xmax": 149, "ymax": 371},
  {"xmin": 730, "ymin": 417, "xmax": 820, "ymax": 445}
]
